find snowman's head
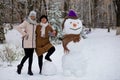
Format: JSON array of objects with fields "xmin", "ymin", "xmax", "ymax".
[{"xmin": 63, "ymin": 18, "xmax": 83, "ymax": 34}]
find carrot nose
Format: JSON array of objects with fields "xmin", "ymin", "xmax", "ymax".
[{"xmin": 73, "ymin": 23, "xmax": 77, "ymax": 27}]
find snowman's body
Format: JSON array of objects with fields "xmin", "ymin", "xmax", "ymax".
[{"xmin": 62, "ymin": 18, "xmax": 86, "ymax": 76}]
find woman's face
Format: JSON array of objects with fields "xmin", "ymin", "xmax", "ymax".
[
  {"xmin": 41, "ymin": 18, "xmax": 47, "ymax": 23},
  {"xmin": 30, "ymin": 16, "xmax": 36, "ymax": 20}
]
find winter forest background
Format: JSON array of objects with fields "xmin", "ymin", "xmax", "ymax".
[
  {"xmin": 0, "ymin": 0, "xmax": 120, "ymax": 29},
  {"xmin": 0, "ymin": 0, "xmax": 120, "ymax": 42},
  {"xmin": 0, "ymin": 0, "xmax": 120, "ymax": 80}
]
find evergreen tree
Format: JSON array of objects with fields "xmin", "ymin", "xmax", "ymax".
[
  {"xmin": 47, "ymin": 2, "xmax": 63, "ymax": 45},
  {"xmin": 0, "ymin": 26, "xmax": 5, "ymax": 43},
  {"xmin": 0, "ymin": 2, "xmax": 5, "ymax": 43}
]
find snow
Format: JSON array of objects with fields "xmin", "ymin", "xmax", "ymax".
[
  {"xmin": 41, "ymin": 61, "xmax": 57, "ymax": 76},
  {"xmin": 0, "ymin": 28, "xmax": 120, "ymax": 80},
  {"xmin": 62, "ymin": 38, "xmax": 86, "ymax": 77},
  {"xmin": 5, "ymin": 29, "xmax": 22, "ymax": 47}
]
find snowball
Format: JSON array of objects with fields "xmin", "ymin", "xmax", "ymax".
[
  {"xmin": 42, "ymin": 61, "xmax": 57, "ymax": 76},
  {"xmin": 5, "ymin": 29, "xmax": 22, "ymax": 47}
]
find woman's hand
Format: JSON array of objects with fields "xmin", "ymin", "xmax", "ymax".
[
  {"xmin": 48, "ymin": 30, "xmax": 56, "ymax": 37},
  {"xmin": 22, "ymin": 33, "xmax": 29, "ymax": 40},
  {"xmin": 52, "ymin": 30, "xmax": 56, "ymax": 36}
]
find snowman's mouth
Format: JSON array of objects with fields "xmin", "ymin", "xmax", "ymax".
[{"xmin": 70, "ymin": 27, "xmax": 81, "ymax": 30}]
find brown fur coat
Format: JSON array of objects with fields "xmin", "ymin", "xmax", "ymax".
[{"xmin": 35, "ymin": 24, "xmax": 54, "ymax": 56}]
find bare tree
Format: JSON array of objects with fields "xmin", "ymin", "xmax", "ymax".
[
  {"xmin": 0, "ymin": 0, "xmax": 117, "ymax": 29},
  {"xmin": 10, "ymin": 0, "xmax": 48, "ymax": 23},
  {"xmin": 13, "ymin": 0, "xmax": 26, "ymax": 22},
  {"xmin": 35, "ymin": 0, "xmax": 47, "ymax": 22},
  {"xmin": 63, "ymin": 0, "xmax": 70, "ymax": 17},
  {"xmin": 113, "ymin": 0, "xmax": 120, "ymax": 35},
  {"xmin": 11, "ymin": 0, "xmax": 14, "ymax": 23}
]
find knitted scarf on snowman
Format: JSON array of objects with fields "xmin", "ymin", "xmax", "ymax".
[{"xmin": 62, "ymin": 34, "xmax": 80, "ymax": 52}]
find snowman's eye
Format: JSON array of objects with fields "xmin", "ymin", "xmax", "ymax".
[{"xmin": 70, "ymin": 22, "xmax": 72, "ymax": 24}]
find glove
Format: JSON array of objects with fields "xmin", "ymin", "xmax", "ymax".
[{"xmin": 48, "ymin": 31, "xmax": 55, "ymax": 37}]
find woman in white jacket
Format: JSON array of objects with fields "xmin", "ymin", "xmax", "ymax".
[{"xmin": 16, "ymin": 11, "xmax": 37, "ymax": 75}]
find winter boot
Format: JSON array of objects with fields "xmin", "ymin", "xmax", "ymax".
[
  {"xmin": 28, "ymin": 70, "xmax": 33, "ymax": 75},
  {"xmin": 28, "ymin": 65, "xmax": 33, "ymax": 75},
  {"xmin": 39, "ymin": 70, "xmax": 42, "ymax": 74},
  {"xmin": 39, "ymin": 62, "xmax": 43, "ymax": 74},
  {"xmin": 45, "ymin": 47, "xmax": 55, "ymax": 62},
  {"xmin": 17, "ymin": 64, "xmax": 23, "ymax": 74},
  {"xmin": 45, "ymin": 56, "xmax": 52, "ymax": 62},
  {"xmin": 38, "ymin": 55, "xmax": 43, "ymax": 74}
]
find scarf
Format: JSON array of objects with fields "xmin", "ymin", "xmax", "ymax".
[
  {"xmin": 40, "ymin": 22, "xmax": 49, "ymax": 37},
  {"xmin": 26, "ymin": 17, "xmax": 37, "ymax": 25}
]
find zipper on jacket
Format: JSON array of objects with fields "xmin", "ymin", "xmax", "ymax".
[{"xmin": 32, "ymin": 24, "xmax": 34, "ymax": 48}]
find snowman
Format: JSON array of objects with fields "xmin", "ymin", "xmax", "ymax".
[{"xmin": 62, "ymin": 10, "xmax": 86, "ymax": 77}]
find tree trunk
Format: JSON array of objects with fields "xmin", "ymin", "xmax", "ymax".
[
  {"xmin": 93, "ymin": 0, "xmax": 98, "ymax": 28},
  {"xmin": 116, "ymin": 27, "xmax": 120, "ymax": 35},
  {"xmin": 43, "ymin": 0, "xmax": 47, "ymax": 15},
  {"xmin": 88, "ymin": 0, "xmax": 92, "ymax": 30},
  {"xmin": 11, "ymin": 0, "xmax": 14, "ymax": 23},
  {"xmin": 116, "ymin": 8, "xmax": 120, "ymax": 35},
  {"xmin": 63, "ymin": 0, "xmax": 70, "ymax": 17},
  {"xmin": 113, "ymin": 0, "xmax": 120, "ymax": 35},
  {"xmin": 36, "ymin": 0, "xmax": 47, "ymax": 22}
]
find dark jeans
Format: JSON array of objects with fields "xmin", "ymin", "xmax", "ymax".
[
  {"xmin": 19, "ymin": 48, "xmax": 34, "ymax": 71},
  {"xmin": 38, "ymin": 46, "xmax": 55, "ymax": 73}
]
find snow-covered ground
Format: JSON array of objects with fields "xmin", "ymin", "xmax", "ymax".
[{"xmin": 0, "ymin": 28, "xmax": 120, "ymax": 80}]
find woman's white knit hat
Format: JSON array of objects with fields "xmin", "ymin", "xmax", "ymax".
[{"xmin": 29, "ymin": 10, "xmax": 36, "ymax": 17}]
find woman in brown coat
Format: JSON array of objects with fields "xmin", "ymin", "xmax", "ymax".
[{"xmin": 36, "ymin": 15, "xmax": 56, "ymax": 74}]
